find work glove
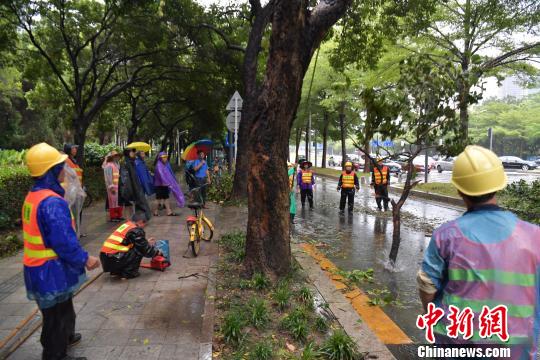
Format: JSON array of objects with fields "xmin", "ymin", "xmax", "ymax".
[
  {"xmin": 336, "ymin": 186, "xmax": 341, "ymax": 191},
  {"xmin": 356, "ymin": 186, "xmax": 360, "ymax": 191}
]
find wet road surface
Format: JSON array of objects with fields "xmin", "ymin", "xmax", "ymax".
[{"xmin": 293, "ymin": 177, "xmax": 464, "ymax": 359}]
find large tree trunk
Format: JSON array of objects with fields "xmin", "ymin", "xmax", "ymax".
[
  {"xmin": 244, "ymin": 0, "xmax": 350, "ymax": 278},
  {"xmin": 458, "ymin": 60, "xmax": 471, "ymax": 141},
  {"xmin": 339, "ymin": 104, "xmax": 346, "ymax": 168},
  {"xmin": 363, "ymin": 137, "xmax": 371, "ymax": 173},
  {"xmin": 72, "ymin": 117, "xmax": 90, "ymax": 165},
  {"xmin": 321, "ymin": 112, "xmax": 329, "ymax": 168},
  {"xmin": 294, "ymin": 126, "xmax": 301, "ymax": 164},
  {"xmin": 304, "ymin": 120, "xmax": 309, "ymax": 161},
  {"xmin": 231, "ymin": 2, "xmax": 275, "ymax": 200}
]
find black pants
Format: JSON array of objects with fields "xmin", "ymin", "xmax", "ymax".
[
  {"xmin": 300, "ymin": 189, "xmax": 313, "ymax": 208},
  {"xmin": 41, "ymin": 297, "xmax": 76, "ymax": 360},
  {"xmin": 340, "ymin": 188, "xmax": 355, "ymax": 212},
  {"xmin": 374, "ymin": 184, "xmax": 389, "ymax": 210},
  {"xmin": 100, "ymin": 250, "xmax": 143, "ymax": 278}
]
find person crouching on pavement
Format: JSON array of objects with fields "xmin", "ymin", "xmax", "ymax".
[
  {"xmin": 100, "ymin": 212, "xmax": 163, "ymax": 279},
  {"xmin": 288, "ymin": 162, "xmax": 297, "ymax": 223},
  {"xmin": 371, "ymin": 157, "xmax": 390, "ymax": 211},
  {"xmin": 337, "ymin": 161, "xmax": 359, "ymax": 214},
  {"xmin": 297, "ymin": 161, "xmax": 315, "ymax": 210},
  {"xmin": 24, "ymin": 143, "xmax": 100, "ymax": 360}
]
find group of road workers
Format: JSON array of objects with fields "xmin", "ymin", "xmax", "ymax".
[
  {"xmin": 287, "ymin": 157, "xmax": 391, "ymax": 222},
  {"xmin": 19, "ymin": 140, "xmax": 540, "ymax": 359},
  {"xmin": 21, "ymin": 142, "xmax": 184, "ymax": 360}
]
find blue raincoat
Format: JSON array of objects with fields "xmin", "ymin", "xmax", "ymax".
[
  {"xmin": 24, "ymin": 163, "xmax": 88, "ymax": 309},
  {"xmin": 135, "ymin": 156, "xmax": 155, "ymax": 196}
]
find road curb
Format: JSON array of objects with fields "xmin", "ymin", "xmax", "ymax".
[
  {"xmin": 388, "ymin": 186, "xmax": 464, "ymax": 208},
  {"xmin": 292, "ymin": 242, "xmax": 402, "ymax": 359}
]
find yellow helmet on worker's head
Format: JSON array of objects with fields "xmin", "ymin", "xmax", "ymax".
[
  {"xmin": 25, "ymin": 143, "xmax": 68, "ymax": 177},
  {"xmin": 287, "ymin": 162, "xmax": 295, "ymax": 168},
  {"xmin": 344, "ymin": 161, "xmax": 353, "ymax": 167},
  {"xmin": 376, "ymin": 157, "xmax": 383, "ymax": 162},
  {"xmin": 451, "ymin": 145, "xmax": 507, "ymax": 196}
]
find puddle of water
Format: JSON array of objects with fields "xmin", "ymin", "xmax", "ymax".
[{"xmin": 294, "ymin": 177, "xmax": 463, "ymax": 340}]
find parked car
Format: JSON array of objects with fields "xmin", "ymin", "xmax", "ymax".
[
  {"xmin": 435, "ymin": 156, "xmax": 454, "ymax": 173},
  {"xmin": 382, "ymin": 160, "xmax": 402, "ymax": 174},
  {"xmin": 499, "ymin": 156, "xmax": 537, "ymax": 171},
  {"xmin": 394, "ymin": 155, "xmax": 433, "ymax": 173}
]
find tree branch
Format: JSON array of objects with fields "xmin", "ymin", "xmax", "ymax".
[{"xmin": 198, "ymin": 23, "xmax": 245, "ymax": 52}]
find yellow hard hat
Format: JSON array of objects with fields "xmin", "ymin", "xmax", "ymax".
[
  {"xmin": 287, "ymin": 162, "xmax": 295, "ymax": 168},
  {"xmin": 25, "ymin": 143, "xmax": 68, "ymax": 177},
  {"xmin": 451, "ymin": 145, "xmax": 507, "ymax": 196},
  {"xmin": 344, "ymin": 161, "xmax": 353, "ymax": 167}
]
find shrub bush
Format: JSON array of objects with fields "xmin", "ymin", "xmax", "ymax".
[
  {"xmin": 0, "ymin": 164, "xmax": 105, "ymax": 231},
  {"xmin": 500, "ymin": 180, "xmax": 540, "ymax": 225},
  {"xmin": 0, "ymin": 233, "xmax": 23, "ymax": 258},
  {"xmin": 207, "ymin": 171, "xmax": 233, "ymax": 202},
  {"xmin": 83, "ymin": 143, "xmax": 120, "ymax": 167},
  {"xmin": 0, "ymin": 165, "xmax": 33, "ymax": 230}
]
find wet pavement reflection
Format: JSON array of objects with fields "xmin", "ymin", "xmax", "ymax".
[{"xmin": 293, "ymin": 177, "xmax": 463, "ymax": 345}]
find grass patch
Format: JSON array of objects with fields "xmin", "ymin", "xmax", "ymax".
[
  {"xmin": 415, "ymin": 182, "xmax": 458, "ymax": 198},
  {"xmin": 214, "ymin": 231, "xmax": 347, "ymax": 359},
  {"xmin": 311, "ymin": 167, "xmax": 369, "ymax": 179}
]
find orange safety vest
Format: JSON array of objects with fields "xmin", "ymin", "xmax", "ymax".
[
  {"xmin": 101, "ymin": 222, "xmax": 137, "ymax": 254},
  {"xmin": 66, "ymin": 157, "xmax": 83, "ymax": 185},
  {"xmin": 22, "ymin": 189, "xmax": 74, "ymax": 267},
  {"xmin": 374, "ymin": 166, "xmax": 389, "ymax": 185},
  {"xmin": 341, "ymin": 171, "xmax": 355, "ymax": 189},
  {"xmin": 110, "ymin": 163, "xmax": 119, "ymax": 186},
  {"xmin": 301, "ymin": 170, "xmax": 313, "ymax": 184}
]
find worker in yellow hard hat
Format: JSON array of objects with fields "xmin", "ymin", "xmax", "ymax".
[
  {"xmin": 370, "ymin": 157, "xmax": 390, "ymax": 211},
  {"xmin": 23, "ymin": 143, "xmax": 99, "ymax": 360},
  {"xmin": 416, "ymin": 145, "xmax": 540, "ymax": 356},
  {"xmin": 337, "ymin": 161, "xmax": 360, "ymax": 214}
]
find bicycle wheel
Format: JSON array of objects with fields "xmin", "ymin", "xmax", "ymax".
[
  {"xmin": 189, "ymin": 223, "xmax": 201, "ymax": 256},
  {"xmin": 200, "ymin": 216, "xmax": 214, "ymax": 241}
]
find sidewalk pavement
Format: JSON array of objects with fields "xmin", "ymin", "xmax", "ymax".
[{"xmin": 2, "ymin": 199, "xmax": 247, "ymax": 360}]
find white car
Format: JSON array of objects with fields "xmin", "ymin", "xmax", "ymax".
[{"xmin": 435, "ymin": 156, "xmax": 454, "ymax": 173}]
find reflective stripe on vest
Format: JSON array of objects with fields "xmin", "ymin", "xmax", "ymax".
[
  {"xmin": 101, "ymin": 222, "xmax": 136, "ymax": 254},
  {"xmin": 341, "ymin": 172, "xmax": 355, "ymax": 188},
  {"xmin": 301, "ymin": 171, "xmax": 313, "ymax": 184},
  {"xmin": 22, "ymin": 189, "xmax": 62, "ymax": 266},
  {"xmin": 431, "ymin": 216, "xmax": 540, "ymax": 348},
  {"xmin": 112, "ymin": 168, "xmax": 119, "ymax": 185},
  {"xmin": 374, "ymin": 166, "xmax": 388, "ymax": 185},
  {"xmin": 66, "ymin": 158, "xmax": 83, "ymax": 184}
]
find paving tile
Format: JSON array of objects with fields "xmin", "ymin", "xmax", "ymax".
[
  {"xmin": 128, "ymin": 328, "xmax": 170, "ymax": 345},
  {"xmin": 87, "ymin": 329, "xmax": 133, "ymax": 347},
  {"xmin": 75, "ymin": 313, "xmax": 108, "ymax": 330},
  {"xmin": 153, "ymin": 280, "xmax": 183, "ymax": 291},
  {"xmin": 71, "ymin": 345, "xmax": 124, "ymax": 360},
  {"xmin": 133, "ymin": 315, "xmax": 169, "ymax": 330},
  {"xmin": 117, "ymin": 344, "xmax": 162, "ymax": 360},
  {"xmin": 0, "ymin": 315, "xmax": 25, "ymax": 330},
  {"xmin": 101, "ymin": 314, "xmax": 140, "ymax": 330}
]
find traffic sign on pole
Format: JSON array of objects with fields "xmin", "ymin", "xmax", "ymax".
[
  {"xmin": 226, "ymin": 112, "xmax": 241, "ymax": 131},
  {"xmin": 226, "ymin": 91, "xmax": 243, "ymax": 111}
]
